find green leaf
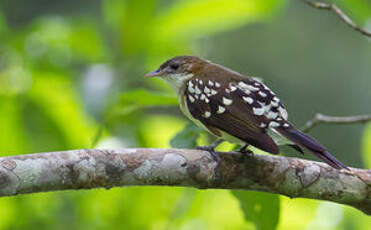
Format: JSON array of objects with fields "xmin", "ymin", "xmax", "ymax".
[
  {"xmin": 148, "ymin": 0, "xmax": 288, "ymax": 60},
  {"xmin": 32, "ymin": 18, "xmax": 108, "ymax": 62},
  {"xmin": 155, "ymin": 0, "xmax": 288, "ymax": 40},
  {"xmin": 232, "ymin": 190, "xmax": 280, "ymax": 230},
  {"xmin": 341, "ymin": 0, "xmax": 371, "ymax": 23},
  {"xmin": 28, "ymin": 72, "xmax": 97, "ymax": 149},
  {"xmin": 170, "ymin": 123, "xmax": 204, "ymax": 148},
  {"xmin": 94, "ymin": 89, "xmax": 178, "ymax": 145}
]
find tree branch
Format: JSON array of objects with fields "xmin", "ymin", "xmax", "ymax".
[
  {"xmin": 302, "ymin": 113, "xmax": 371, "ymax": 132},
  {"xmin": 304, "ymin": 0, "xmax": 371, "ymax": 38},
  {"xmin": 0, "ymin": 148, "xmax": 369, "ymax": 214}
]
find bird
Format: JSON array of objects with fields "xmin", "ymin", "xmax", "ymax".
[{"xmin": 145, "ymin": 55, "xmax": 348, "ymax": 170}]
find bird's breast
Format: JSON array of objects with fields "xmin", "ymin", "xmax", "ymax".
[{"xmin": 179, "ymin": 93, "xmax": 204, "ymax": 127}]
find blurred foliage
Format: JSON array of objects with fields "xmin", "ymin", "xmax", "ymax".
[
  {"xmin": 232, "ymin": 191, "xmax": 280, "ymax": 230},
  {"xmin": 170, "ymin": 123, "xmax": 204, "ymax": 148},
  {"xmin": 341, "ymin": 0, "xmax": 371, "ymax": 22},
  {"xmin": 0, "ymin": 0, "xmax": 370, "ymax": 230},
  {"xmin": 111, "ymin": 89, "xmax": 178, "ymax": 119}
]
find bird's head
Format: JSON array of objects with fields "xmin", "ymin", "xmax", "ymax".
[{"xmin": 146, "ymin": 56, "xmax": 207, "ymax": 92}]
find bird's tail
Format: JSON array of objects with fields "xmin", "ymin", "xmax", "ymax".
[{"xmin": 275, "ymin": 124, "xmax": 349, "ymax": 170}]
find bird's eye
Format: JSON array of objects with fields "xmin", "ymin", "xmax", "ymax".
[{"xmin": 170, "ymin": 63, "xmax": 180, "ymax": 71}]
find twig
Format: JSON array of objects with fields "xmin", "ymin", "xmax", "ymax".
[
  {"xmin": 0, "ymin": 148, "xmax": 370, "ymax": 214},
  {"xmin": 304, "ymin": 0, "xmax": 371, "ymax": 38},
  {"xmin": 302, "ymin": 113, "xmax": 371, "ymax": 132}
]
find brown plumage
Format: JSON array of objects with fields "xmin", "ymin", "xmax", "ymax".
[{"xmin": 146, "ymin": 56, "xmax": 348, "ymax": 170}]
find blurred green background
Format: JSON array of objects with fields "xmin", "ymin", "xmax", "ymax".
[{"xmin": 0, "ymin": 0, "xmax": 370, "ymax": 229}]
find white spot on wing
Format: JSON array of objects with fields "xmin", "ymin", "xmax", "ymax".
[
  {"xmin": 204, "ymin": 86, "xmax": 211, "ymax": 94},
  {"xmin": 260, "ymin": 123, "xmax": 267, "ymax": 128},
  {"xmin": 243, "ymin": 96, "xmax": 254, "ymax": 104},
  {"xmin": 243, "ymin": 89, "xmax": 251, "ymax": 94},
  {"xmin": 188, "ymin": 84, "xmax": 195, "ymax": 93},
  {"xmin": 203, "ymin": 111, "xmax": 211, "ymax": 118},
  {"xmin": 247, "ymin": 85, "xmax": 259, "ymax": 91},
  {"xmin": 278, "ymin": 106, "xmax": 288, "ymax": 120},
  {"xmin": 200, "ymin": 94, "xmax": 210, "ymax": 103},
  {"xmin": 194, "ymin": 85, "xmax": 201, "ymax": 94},
  {"xmin": 283, "ymin": 123, "xmax": 289, "ymax": 127},
  {"xmin": 215, "ymin": 82, "xmax": 221, "ymax": 88},
  {"xmin": 229, "ymin": 85, "xmax": 237, "ymax": 92},
  {"xmin": 271, "ymin": 100, "xmax": 279, "ymax": 107},
  {"xmin": 253, "ymin": 107, "xmax": 265, "ymax": 116},
  {"xmin": 238, "ymin": 81, "xmax": 259, "ymax": 93},
  {"xmin": 238, "ymin": 82, "xmax": 249, "ymax": 88},
  {"xmin": 222, "ymin": 97, "xmax": 233, "ymax": 105},
  {"xmin": 258, "ymin": 91, "xmax": 267, "ymax": 97},
  {"xmin": 267, "ymin": 111, "xmax": 278, "ymax": 119},
  {"xmin": 262, "ymin": 103, "xmax": 272, "ymax": 113},
  {"xmin": 269, "ymin": 121, "xmax": 280, "ymax": 128},
  {"xmin": 217, "ymin": 106, "xmax": 226, "ymax": 114},
  {"xmin": 208, "ymin": 80, "xmax": 214, "ymax": 86},
  {"xmin": 188, "ymin": 95, "xmax": 195, "ymax": 102}
]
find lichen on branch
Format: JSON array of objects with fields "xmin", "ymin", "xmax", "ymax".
[{"xmin": 0, "ymin": 148, "xmax": 369, "ymax": 215}]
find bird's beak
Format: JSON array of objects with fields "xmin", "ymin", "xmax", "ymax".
[{"xmin": 145, "ymin": 69, "xmax": 162, "ymax": 78}]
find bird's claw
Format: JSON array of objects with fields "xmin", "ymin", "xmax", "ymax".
[
  {"xmin": 238, "ymin": 144, "xmax": 254, "ymax": 157},
  {"xmin": 196, "ymin": 145, "xmax": 220, "ymax": 162}
]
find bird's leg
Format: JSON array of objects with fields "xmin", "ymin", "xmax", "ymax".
[
  {"xmin": 196, "ymin": 139, "xmax": 224, "ymax": 161},
  {"xmin": 196, "ymin": 139, "xmax": 224, "ymax": 152},
  {"xmin": 238, "ymin": 144, "xmax": 254, "ymax": 156}
]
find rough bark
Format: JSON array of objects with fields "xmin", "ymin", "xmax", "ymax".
[{"xmin": 0, "ymin": 148, "xmax": 369, "ymax": 214}]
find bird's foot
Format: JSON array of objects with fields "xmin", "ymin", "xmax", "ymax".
[
  {"xmin": 238, "ymin": 144, "xmax": 254, "ymax": 157},
  {"xmin": 196, "ymin": 145, "xmax": 220, "ymax": 162},
  {"xmin": 196, "ymin": 139, "xmax": 224, "ymax": 162}
]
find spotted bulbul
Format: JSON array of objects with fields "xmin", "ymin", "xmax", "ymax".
[{"xmin": 146, "ymin": 56, "xmax": 348, "ymax": 170}]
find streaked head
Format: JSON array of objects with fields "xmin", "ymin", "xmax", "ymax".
[{"xmin": 145, "ymin": 56, "xmax": 206, "ymax": 91}]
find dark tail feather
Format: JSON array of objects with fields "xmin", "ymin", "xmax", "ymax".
[{"xmin": 276, "ymin": 124, "xmax": 349, "ymax": 170}]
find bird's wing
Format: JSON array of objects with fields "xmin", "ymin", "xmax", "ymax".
[
  {"xmin": 182, "ymin": 64, "xmax": 348, "ymax": 169},
  {"xmin": 184, "ymin": 76, "xmax": 289, "ymax": 154}
]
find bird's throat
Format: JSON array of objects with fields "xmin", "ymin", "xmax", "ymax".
[{"xmin": 163, "ymin": 73, "xmax": 194, "ymax": 94}]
